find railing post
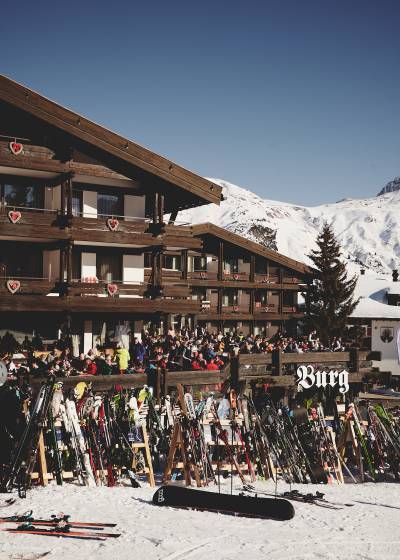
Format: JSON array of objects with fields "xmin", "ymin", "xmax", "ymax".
[
  {"xmin": 162, "ymin": 369, "xmax": 169, "ymax": 398},
  {"xmin": 230, "ymin": 356, "xmax": 239, "ymax": 391},
  {"xmin": 272, "ymin": 348, "xmax": 283, "ymax": 375},
  {"xmin": 350, "ymin": 347, "xmax": 360, "ymax": 373}
]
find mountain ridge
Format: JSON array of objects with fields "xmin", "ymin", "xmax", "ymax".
[{"xmin": 180, "ymin": 178, "xmax": 400, "ymax": 275}]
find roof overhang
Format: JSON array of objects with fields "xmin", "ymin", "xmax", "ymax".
[
  {"xmin": 192, "ymin": 223, "xmax": 312, "ymax": 275},
  {"xmin": 0, "ymin": 75, "xmax": 222, "ymax": 209}
]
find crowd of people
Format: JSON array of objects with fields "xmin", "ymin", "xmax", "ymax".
[
  {"xmin": 0, "ymin": 327, "xmax": 349, "ymax": 379},
  {"xmin": 1, "ymin": 327, "xmax": 346, "ymax": 377}
]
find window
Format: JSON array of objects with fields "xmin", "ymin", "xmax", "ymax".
[
  {"xmin": 222, "ymin": 290, "xmax": 238, "ymax": 306},
  {"xmin": 192, "ymin": 288, "xmax": 207, "ymax": 301},
  {"xmin": 192, "ymin": 256, "xmax": 207, "ymax": 271},
  {"xmin": 224, "ymin": 258, "xmax": 238, "ymax": 274},
  {"xmin": 2, "ymin": 182, "xmax": 43, "ymax": 209},
  {"xmin": 144, "ymin": 253, "xmax": 152, "ymax": 268},
  {"xmin": 283, "ymin": 291, "xmax": 294, "ymax": 306},
  {"xmin": 97, "ymin": 193, "xmax": 122, "ymax": 218},
  {"xmin": 96, "ymin": 254, "xmax": 121, "ymax": 283},
  {"xmin": 1, "ymin": 244, "xmax": 42, "ymax": 278},
  {"xmin": 71, "ymin": 251, "xmax": 81, "ymax": 281},
  {"xmin": 164, "ymin": 255, "xmax": 181, "ymax": 270},
  {"xmin": 72, "ymin": 190, "xmax": 82, "ymax": 217},
  {"xmin": 255, "ymin": 291, "xmax": 268, "ymax": 305}
]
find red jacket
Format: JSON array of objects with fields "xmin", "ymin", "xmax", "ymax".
[{"xmin": 85, "ymin": 362, "xmax": 97, "ymax": 375}]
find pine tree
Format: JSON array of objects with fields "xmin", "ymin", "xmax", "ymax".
[{"xmin": 304, "ymin": 223, "xmax": 359, "ymax": 346}]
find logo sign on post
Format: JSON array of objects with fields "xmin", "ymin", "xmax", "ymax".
[{"xmin": 296, "ymin": 365, "xmax": 349, "ymax": 394}]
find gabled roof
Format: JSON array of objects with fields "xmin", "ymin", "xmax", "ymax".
[
  {"xmin": 0, "ymin": 75, "xmax": 222, "ymax": 207},
  {"xmin": 192, "ymin": 223, "xmax": 312, "ymax": 274}
]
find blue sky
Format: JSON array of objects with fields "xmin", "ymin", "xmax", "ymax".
[{"xmin": 1, "ymin": 0, "xmax": 399, "ymax": 205}]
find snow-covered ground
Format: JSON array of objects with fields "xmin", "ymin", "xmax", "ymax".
[{"xmin": 1, "ymin": 480, "xmax": 399, "ymax": 560}]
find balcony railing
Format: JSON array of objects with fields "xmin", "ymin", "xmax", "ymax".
[{"xmin": 0, "ymin": 276, "xmax": 59, "ymax": 296}]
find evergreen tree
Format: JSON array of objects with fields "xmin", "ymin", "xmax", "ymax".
[{"xmin": 304, "ymin": 223, "xmax": 359, "ymax": 346}]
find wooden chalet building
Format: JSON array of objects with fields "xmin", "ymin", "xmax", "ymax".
[{"xmin": 0, "ymin": 75, "xmax": 312, "ymax": 353}]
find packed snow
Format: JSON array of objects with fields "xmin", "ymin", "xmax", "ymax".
[
  {"xmin": 0, "ymin": 480, "xmax": 399, "ymax": 560},
  {"xmin": 180, "ymin": 178, "xmax": 400, "ymax": 275}
]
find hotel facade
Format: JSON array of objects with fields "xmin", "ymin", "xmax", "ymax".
[{"xmin": 0, "ymin": 76, "xmax": 311, "ymax": 353}]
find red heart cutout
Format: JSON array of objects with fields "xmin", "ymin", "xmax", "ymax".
[
  {"xmin": 6, "ymin": 279, "xmax": 21, "ymax": 294},
  {"xmin": 106, "ymin": 283, "xmax": 118, "ymax": 296},
  {"xmin": 9, "ymin": 141, "xmax": 23, "ymax": 155},
  {"xmin": 8, "ymin": 210, "xmax": 22, "ymax": 224},
  {"xmin": 106, "ymin": 218, "xmax": 119, "ymax": 231}
]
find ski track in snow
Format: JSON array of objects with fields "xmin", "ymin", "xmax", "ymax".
[{"xmin": 0, "ymin": 481, "xmax": 399, "ymax": 560}]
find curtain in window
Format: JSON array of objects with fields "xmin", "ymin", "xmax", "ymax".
[
  {"xmin": 97, "ymin": 193, "xmax": 121, "ymax": 217},
  {"xmin": 72, "ymin": 190, "xmax": 82, "ymax": 217},
  {"xmin": 4, "ymin": 184, "xmax": 43, "ymax": 209},
  {"xmin": 97, "ymin": 254, "xmax": 121, "ymax": 282}
]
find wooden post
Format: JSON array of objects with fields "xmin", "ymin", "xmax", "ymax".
[
  {"xmin": 250, "ymin": 255, "xmax": 255, "ymax": 282},
  {"xmin": 181, "ymin": 249, "xmax": 188, "ymax": 280},
  {"xmin": 59, "ymin": 245, "xmax": 66, "ymax": 286},
  {"xmin": 66, "ymin": 242, "xmax": 72, "ymax": 285},
  {"xmin": 152, "ymin": 192, "xmax": 159, "ymax": 224},
  {"xmin": 272, "ymin": 348, "xmax": 283, "ymax": 376},
  {"xmin": 37, "ymin": 430, "xmax": 48, "ymax": 486},
  {"xmin": 218, "ymin": 241, "xmax": 224, "ymax": 281},
  {"xmin": 157, "ymin": 193, "xmax": 165, "ymax": 224},
  {"xmin": 60, "ymin": 175, "xmax": 66, "ymax": 216},
  {"xmin": 217, "ymin": 288, "xmax": 222, "ymax": 315},
  {"xmin": 66, "ymin": 175, "xmax": 73, "ymax": 218}
]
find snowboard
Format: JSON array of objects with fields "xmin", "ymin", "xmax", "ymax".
[{"xmin": 152, "ymin": 485, "xmax": 295, "ymax": 520}]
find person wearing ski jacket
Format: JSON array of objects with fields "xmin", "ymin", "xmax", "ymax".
[{"xmin": 115, "ymin": 344, "xmax": 130, "ymax": 374}]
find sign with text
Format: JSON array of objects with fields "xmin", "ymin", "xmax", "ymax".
[{"xmin": 296, "ymin": 365, "xmax": 349, "ymax": 394}]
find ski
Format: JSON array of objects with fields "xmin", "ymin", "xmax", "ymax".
[
  {"xmin": 242, "ymin": 486, "xmax": 353, "ymax": 509},
  {"xmin": 2, "ymin": 523, "xmax": 120, "ymax": 540},
  {"xmin": 0, "ymin": 512, "xmax": 117, "ymax": 528}
]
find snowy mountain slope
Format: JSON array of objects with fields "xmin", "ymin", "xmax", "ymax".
[{"xmin": 180, "ymin": 179, "xmax": 400, "ymax": 274}]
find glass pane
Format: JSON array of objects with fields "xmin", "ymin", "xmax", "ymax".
[
  {"xmin": 72, "ymin": 190, "xmax": 82, "ymax": 217},
  {"xmin": 97, "ymin": 193, "xmax": 121, "ymax": 217},
  {"xmin": 4, "ymin": 184, "xmax": 43, "ymax": 209},
  {"xmin": 97, "ymin": 254, "xmax": 121, "ymax": 282}
]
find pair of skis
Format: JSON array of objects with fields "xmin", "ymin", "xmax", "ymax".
[
  {"xmin": 0, "ymin": 512, "xmax": 119, "ymax": 541},
  {"xmin": 243, "ymin": 485, "xmax": 354, "ymax": 510}
]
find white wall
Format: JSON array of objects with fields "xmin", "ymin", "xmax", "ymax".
[
  {"xmin": 83, "ymin": 191, "xmax": 97, "ymax": 218},
  {"xmin": 124, "ymin": 194, "xmax": 145, "ymax": 220},
  {"xmin": 81, "ymin": 252, "xmax": 96, "ymax": 280},
  {"xmin": 42, "ymin": 250, "xmax": 60, "ymax": 281},
  {"xmin": 44, "ymin": 185, "xmax": 61, "ymax": 211},
  {"xmin": 123, "ymin": 254, "xmax": 144, "ymax": 284},
  {"xmin": 371, "ymin": 319, "xmax": 400, "ymax": 376},
  {"xmin": 83, "ymin": 320, "xmax": 93, "ymax": 354},
  {"xmin": 207, "ymin": 256, "xmax": 217, "ymax": 272}
]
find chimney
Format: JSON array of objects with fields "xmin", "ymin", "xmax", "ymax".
[{"xmin": 392, "ymin": 269, "xmax": 399, "ymax": 282}]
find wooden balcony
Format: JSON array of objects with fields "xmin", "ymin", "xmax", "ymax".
[
  {"xmin": 0, "ymin": 276, "xmax": 199, "ymax": 313},
  {"xmin": 0, "ymin": 206, "xmax": 65, "ymax": 241},
  {"xmin": 0, "ymin": 277, "xmax": 59, "ymax": 296},
  {"xmin": 0, "ymin": 206, "xmax": 202, "ymax": 249}
]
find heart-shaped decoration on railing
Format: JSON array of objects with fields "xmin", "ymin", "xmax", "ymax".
[
  {"xmin": 106, "ymin": 283, "xmax": 118, "ymax": 296},
  {"xmin": 6, "ymin": 279, "xmax": 21, "ymax": 294},
  {"xmin": 8, "ymin": 210, "xmax": 22, "ymax": 224},
  {"xmin": 106, "ymin": 218, "xmax": 119, "ymax": 231},
  {"xmin": 9, "ymin": 141, "xmax": 23, "ymax": 155}
]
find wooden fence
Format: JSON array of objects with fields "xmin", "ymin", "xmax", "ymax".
[{"xmin": 24, "ymin": 349, "xmax": 384, "ymax": 398}]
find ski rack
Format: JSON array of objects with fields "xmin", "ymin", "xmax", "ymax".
[{"xmin": 131, "ymin": 423, "xmax": 155, "ymax": 487}]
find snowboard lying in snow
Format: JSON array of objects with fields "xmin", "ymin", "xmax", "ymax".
[{"xmin": 152, "ymin": 485, "xmax": 295, "ymax": 520}]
